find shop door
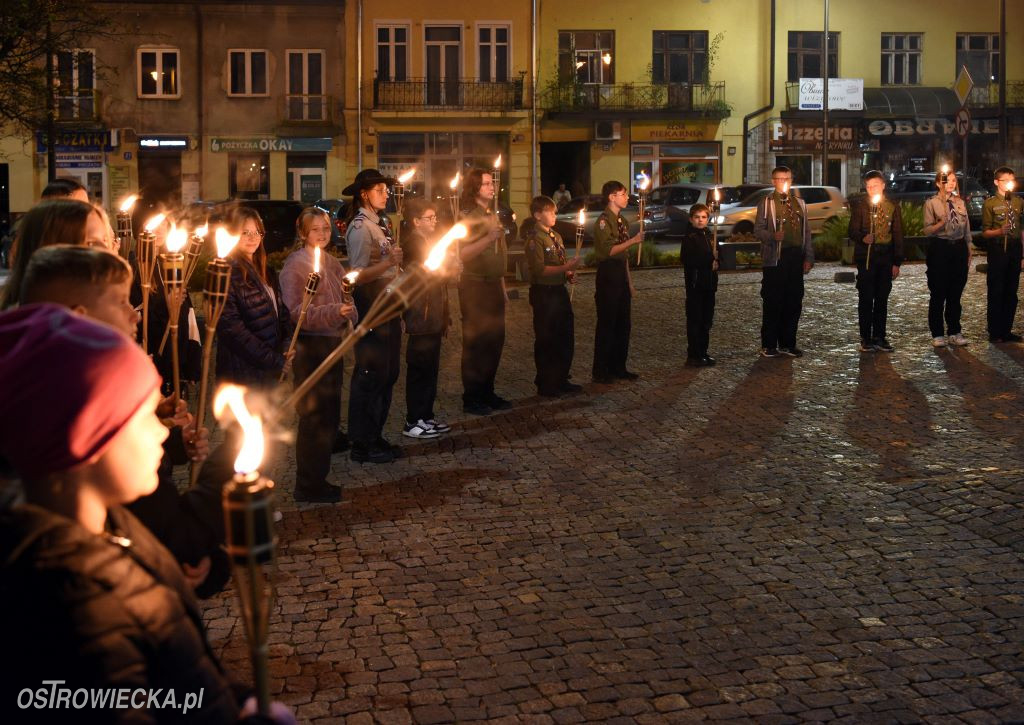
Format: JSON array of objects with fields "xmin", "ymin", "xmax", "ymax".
[
  {"xmin": 137, "ymin": 153, "xmax": 181, "ymax": 222},
  {"xmin": 289, "ymin": 168, "xmax": 325, "ymax": 203}
]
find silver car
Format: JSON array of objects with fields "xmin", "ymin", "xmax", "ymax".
[
  {"xmin": 714, "ymin": 185, "xmax": 848, "ymax": 239},
  {"xmin": 552, "ymin": 194, "xmax": 671, "ymax": 244}
]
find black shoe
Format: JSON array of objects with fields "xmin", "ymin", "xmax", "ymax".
[
  {"xmin": 332, "ymin": 430, "xmax": 350, "ymax": 453},
  {"xmin": 873, "ymin": 338, "xmax": 894, "ymax": 352},
  {"xmin": 989, "ymin": 335, "xmax": 1005, "ymax": 343},
  {"xmin": 701, "ymin": 355, "xmax": 717, "ymax": 366},
  {"xmin": 760, "ymin": 347, "xmax": 779, "ymax": 358},
  {"xmin": 1006, "ymin": 333, "xmax": 1023, "ymax": 343},
  {"xmin": 354, "ymin": 443, "xmax": 395, "ymax": 464},
  {"xmin": 294, "ymin": 484, "xmax": 342, "ymax": 504},
  {"xmin": 537, "ymin": 387, "xmax": 562, "ymax": 398},
  {"xmin": 486, "ymin": 394, "xmax": 513, "ymax": 410},
  {"xmin": 591, "ymin": 373, "xmax": 615, "ymax": 384},
  {"xmin": 560, "ymin": 382, "xmax": 584, "ymax": 394},
  {"xmin": 859, "ymin": 339, "xmax": 876, "ymax": 352},
  {"xmin": 350, "ymin": 444, "xmax": 370, "ymax": 463},
  {"xmin": 376, "ymin": 436, "xmax": 401, "ymax": 458},
  {"xmin": 614, "ymin": 370, "xmax": 640, "ymax": 380},
  {"xmin": 463, "ymin": 400, "xmax": 493, "ymax": 416},
  {"xmin": 778, "ymin": 347, "xmax": 803, "ymax": 358}
]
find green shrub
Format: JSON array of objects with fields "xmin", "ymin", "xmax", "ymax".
[
  {"xmin": 812, "ymin": 212, "xmax": 850, "ymax": 262},
  {"xmin": 735, "ymin": 250, "xmax": 762, "ymax": 267},
  {"xmin": 899, "ymin": 201, "xmax": 924, "ymax": 237}
]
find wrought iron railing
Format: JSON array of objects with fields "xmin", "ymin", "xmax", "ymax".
[
  {"xmin": 965, "ymin": 81, "xmax": 1024, "ymax": 107},
  {"xmin": 56, "ymin": 90, "xmax": 100, "ymax": 122},
  {"xmin": 282, "ymin": 94, "xmax": 333, "ymax": 123},
  {"xmin": 541, "ymin": 82, "xmax": 728, "ymax": 116},
  {"xmin": 373, "ymin": 76, "xmax": 525, "ymax": 110}
]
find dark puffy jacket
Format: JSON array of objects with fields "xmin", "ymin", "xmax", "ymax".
[
  {"xmin": 0, "ymin": 504, "xmax": 242, "ymax": 723},
  {"xmin": 215, "ymin": 257, "xmax": 290, "ymax": 388}
]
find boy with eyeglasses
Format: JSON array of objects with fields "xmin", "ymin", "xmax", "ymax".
[{"xmin": 400, "ymin": 199, "xmax": 456, "ymax": 438}]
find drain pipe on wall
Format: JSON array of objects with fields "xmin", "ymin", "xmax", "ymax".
[
  {"xmin": 356, "ymin": 0, "xmax": 363, "ymax": 169},
  {"xmin": 742, "ymin": 0, "xmax": 776, "ymax": 183},
  {"xmin": 530, "ymin": 0, "xmax": 539, "ymax": 197}
]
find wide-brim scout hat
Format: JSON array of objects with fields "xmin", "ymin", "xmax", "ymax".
[{"xmin": 342, "ymin": 168, "xmax": 395, "ymax": 197}]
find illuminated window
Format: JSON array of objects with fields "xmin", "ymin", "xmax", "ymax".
[{"xmin": 138, "ymin": 47, "xmax": 180, "ymax": 98}]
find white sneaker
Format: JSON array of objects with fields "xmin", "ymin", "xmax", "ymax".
[
  {"xmin": 425, "ymin": 418, "xmax": 451, "ymax": 433},
  {"xmin": 402, "ymin": 420, "xmax": 440, "ymax": 439},
  {"xmin": 949, "ymin": 333, "xmax": 969, "ymax": 346},
  {"xmin": 932, "ymin": 336, "xmax": 947, "ymax": 348}
]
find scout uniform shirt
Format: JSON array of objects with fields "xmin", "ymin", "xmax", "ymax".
[
  {"xmin": 593, "ymin": 208, "xmax": 630, "ymax": 262},
  {"xmin": 525, "ymin": 225, "xmax": 569, "ymax": 285},
  {"xmin": 982, "ymin": 194, "xmax": 1024, "ymax": 249},
  {"xmin": 460, "ymin": 205, "xmax": 507, "ymax": 281},
  {"xmin": 868, "ymin": 198, "xmax": 897, "ymax": 246},
  {"xmin": 772, "ymin": 192, "xmax": 804, "ymax": 248},
  {"xmin": 346, "ymin": 207, "xmax": 397, "ymax": 281}
]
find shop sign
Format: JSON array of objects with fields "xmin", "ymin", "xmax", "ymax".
[
  {"xmin": 36, "ymin": 129, "xmax": 115, "ymax": 152},
  {"xmin": 867, "ymin": 118, "xmax": 999, "ymax": 136},
  {"xmin": 139, "ymin": 135, "xmax": 189, "ymax": 149},
  {"xmin": 631, "ymin": 121, "xmax": 718, "ymax": 142},
  {"xmin": 770, "ymin": 121, "xmax": 858, "ymax": 152},
  {"xmin": 798, "ymin": 78, "xmax": 864, "ymax": 111},
  {"xmin": 55, "ymin": 152, "xmax": 104, "ymax": 168},
  {"xmin": 209, "ymin": 137, "xmax": 332, "ymax": 152}
]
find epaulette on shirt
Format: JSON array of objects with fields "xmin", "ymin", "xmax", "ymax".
[{"xmin": 350, "ymin": 219, "xmax": 363, "ymax": 229}]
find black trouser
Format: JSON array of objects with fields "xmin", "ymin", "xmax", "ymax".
[
  {"xmin": 760, "ymin": 247, "xmax": 805, "ymax": 349},
  {"xmin": 986, "ymin": 240, "xmax": 1022, "ymax": 338},
  {"xmin": 406, "ymin": 332, "xmax": 442, "ymax": 423},
  {"xmin": 593, "ymin": 259, "xmax": 631, "ymax": 376},
  {"xmin": 294, "ymin": 334, "xmax": 343, "ymax": 492},
  {"xmin": 459, "ymin": 278, "xmax": 506, "ymax": 405},
  {"xmin": 529, "ymin": 284, "xmax": 574, "ymax": 393},
  {"xmin": 856, "ymin": 249, "xmax": 894, "ymax": 342},
  {"xmin": 350, "ymin": 284, "xmax": 402, "ymax": 446},
  {"xmin": 684, "ymin": 270, "xmax": 716, "ymax": 359},
  {"xmin": 925, "ymin": 237, "xmax": 969, "ymax": 337}
]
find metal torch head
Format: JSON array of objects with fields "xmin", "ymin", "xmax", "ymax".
[{"xmin": 304, "ymin": 271, "xmax": 322, "ymax": 297}]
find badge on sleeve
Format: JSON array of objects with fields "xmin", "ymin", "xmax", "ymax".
[{"xmin": 599, "ymin": 218, "xmax": 607, "ymax": 230}]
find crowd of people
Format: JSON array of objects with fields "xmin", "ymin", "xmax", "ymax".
[{"xmin": 0, "ymin": 161, "xmax": 1020, "ymax": 722}]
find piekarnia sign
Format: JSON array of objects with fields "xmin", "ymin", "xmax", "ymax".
[{"xmin": 868, "ymin": 119, "xmax": 999, "ymax": 136}]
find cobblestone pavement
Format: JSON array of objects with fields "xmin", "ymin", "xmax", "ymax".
[{"xmin": 202, "ymin": 261, "xmax": 1024, "ymax": 723}]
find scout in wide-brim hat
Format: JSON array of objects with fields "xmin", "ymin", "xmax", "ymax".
[{"xmin": 342, "ymin": 168, "xmax": 395, "ymax": 197}]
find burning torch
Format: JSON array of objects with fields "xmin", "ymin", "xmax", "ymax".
[
  {"xmin": 448, "ymin": 172, "xmax": 461, "ymax": 223},
  {"xmin": 215, "ymin": 384, "xmax": 277, "ymax": 718},
  {"xmin": 636, "ymin": 172, "xmax": 650, "ymax": 266},
  {"xmin": 280, "ymin": 246, "xmax": 322, "ymax": 382},
  {"xmin": 137, "ymin": 213, "xmax": 165, "ymax": 352},
  {"xmin": 392, "ymin": 168, "xmax": 415, "ymax": 247},
  {"xmin": 570, "ymin": 207, "xmax": 585, "ymax": 302},
  {"xmin": 115, "ymin": 195, "xmax": 138, "ymax": 258},
  {"xmin": 159, "ymin": 224, "xmax": 188, "ymax": 401},
  {"xmin": 158, "ymin": 223, "xmax": 209, "ymax": 357},
  {"xmin": 867, "ymin": 193, "xmax": 882, "ymax": 270}
]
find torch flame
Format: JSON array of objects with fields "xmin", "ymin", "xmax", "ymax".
[
  {"xmin": 871, "ymin": 194, "xmax": 883, "ymax": 206},
  {"xmin": 494, "ymin": 154, "xmax": 502, "ymax": 170},
  {"xmin": 313, "ymin": 245, "xmax": 321, "ymax": 274},
  {"xmin": 119, "ymin": 194, "xmax": 139, "ymax": 213},
  {"xmin": 213, "ymin": 384, "xmax": 264, "ymax": 475},
  {"xmin": 638, "ymin": 172, "xmax": 650, "ymax": 192},
  {"xmin": 602, "ymin": 52, "xmax": 612, "ymax": 65},
  {"xmin": 449, "ymin": 172, "xmax": 460, "ymax": 191},
  {"xmin": 578, "ymin": 208, "xmax": 586, "ymax": 226},
  {"xmin": 397, "ymin": 168, "xmax": 415, "ymax": 185},
  {"xmin": 782, "ymin": 181, "xmax": 790, "ymax": 196},
  {"xmin": 424, "ymin": 223, "xmax": 468, "ymax": 271},
  {"xmin": 164, "ymin": 224, "xmax": 187, "ymax": 253},
  {"xmin": 214, "ymin": 227, "xmax": 239, "ymax": 258},
  {"xmin": 941, "ymin": 164, "xmax": 950, "ymax": 174},
  {"xmin": 714, "ymin": 187, "xmax": 721, "ymax": 201},
  {"xmin": 1008, "ymin": 180, "xmax": 1016, "ymax": 194},
  {"xmin": 194, "ymin": 223, "xmax": 209, "ymax": 238},
  {"xmin": 144, "ymin": 213, "xmax": 166, "ymax": 232},
  {"xmin": 343, "ymin": 270, "xmax": 360, "ymax": 285}
]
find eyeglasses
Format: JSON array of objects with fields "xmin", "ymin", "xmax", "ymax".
[
  {"xmin": 419, "ymin": 215, "xmax": 438, "ymax": 222},
  {"xmin": 240, "ymin": 230, "xmax": 264, "ymax": 239}
]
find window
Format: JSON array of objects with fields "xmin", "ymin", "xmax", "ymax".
[
  {"xmin": 799, "ymin": 187, "xmax": 829, "ymax": 204},
  {"xmin": 425, "ymin": 26, "xmax": 461, "ymax": 105},
  {"xmin": 787, "ymin": 32, "xmax": 838, "ymax": 82},
  {"xmin": 478, "ymin": 25, "xmax": 510, "ymax": 82},
  {"xmin": 558, "ymin": 31, "xmax": 614, "ymax": 84},
  {"xmin": 956, "ymin": 33, "xmax": 999, "ymax": 84},
  {"xmin": 376, "ymin": 25, "xmax": 408, "ymax": 81},
  {"xmin": 227, "ymin": 50, "xmax": 267, "ymax": 96},
  {"xmin": 229, "ymin": 154, "xmax": 270, "ymax": 200},
  {"xmin": 286, "ymin": 50, "xmax": 325, "ymax": 120},
  {"xmin": 55, "ymin": 49, "xmax": 95, "ymax": 119},
  {"xmin": 138, "ymin": 47, "xmax": 180, "ymax": 98},
  {"xmin": 881, "ymin": 34, "xmax": 922, "ymax": 85},
  {"xmin": 652, "ymin": 31, "xmax": 707, "ymax": 84}
]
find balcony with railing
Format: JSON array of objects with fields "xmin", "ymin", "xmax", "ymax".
[
  {"xmin": 541, "ymin": 82, "xmax": 729, "ymax": 118},
  {"xmin": 280, "ymin": 94, "xmax": 335, "ymax": 124},
  {"xmin": 372, "ymin": 76, "xmax": 526, "ymax": 112},
  {"xmin": 56, "ymin": 90, "xmax": 101, "ymax": 123}
]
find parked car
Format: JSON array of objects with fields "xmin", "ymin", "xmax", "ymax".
[
  {"xmin": 313, "ymin": 198, "xmax": 350, "ymax": 251},
  {"xmin": 887, "ymin": 172, "xmax": 988, "ymax": 230},
  {"xmin": 714, "ymin": 185, "xmax": 847, "ymax": 239},
  {"xmin": 647, "ymin": 183, "xmax": 748, "ymax": 236},
  {"xmin": 551, "ymin": 194, "xmax": 670, "ymax": 244}
]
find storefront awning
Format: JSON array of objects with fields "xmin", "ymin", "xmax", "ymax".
[{"xmin": 863, "ymin": 87, "xmax": 961, "ymax": 118}]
